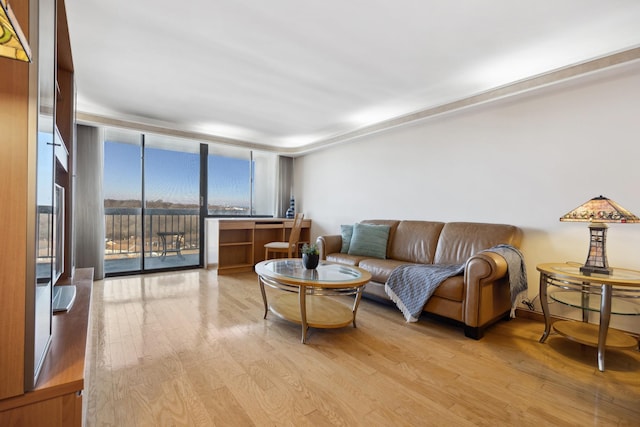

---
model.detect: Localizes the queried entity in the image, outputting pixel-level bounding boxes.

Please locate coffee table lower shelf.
[269,294,354,329]
[553,320,637,349]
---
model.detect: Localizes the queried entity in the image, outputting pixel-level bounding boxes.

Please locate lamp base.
[580,265,611,276]
[581,223,610,276]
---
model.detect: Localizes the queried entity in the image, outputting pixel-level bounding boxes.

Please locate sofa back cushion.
[389,221,445,264]
[434,222,522,265]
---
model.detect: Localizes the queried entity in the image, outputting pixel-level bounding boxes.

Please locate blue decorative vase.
[285,197,295,219]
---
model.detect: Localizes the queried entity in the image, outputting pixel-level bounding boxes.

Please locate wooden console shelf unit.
[0,268,93,426]
[1,0,83,424]
[206,218,311,274]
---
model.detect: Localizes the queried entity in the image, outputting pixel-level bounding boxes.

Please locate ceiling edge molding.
[296,46,640,156]
[76,46,640,157]
[75,112,292,154]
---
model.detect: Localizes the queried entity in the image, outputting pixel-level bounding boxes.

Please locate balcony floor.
[105,253,200,275]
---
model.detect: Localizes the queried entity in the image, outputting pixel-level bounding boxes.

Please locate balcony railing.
[105,208,200,258]
[37,205,53,259]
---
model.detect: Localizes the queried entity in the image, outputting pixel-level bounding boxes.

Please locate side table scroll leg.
[597,284,612,372]
[539,273,552,343]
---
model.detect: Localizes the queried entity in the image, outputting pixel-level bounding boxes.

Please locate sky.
[37,132,54,205]
[104,141,251,206]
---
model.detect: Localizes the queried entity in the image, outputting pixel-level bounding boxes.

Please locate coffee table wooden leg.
[299,285,308,344]
[351,289,364,328]
[258,276,268,319]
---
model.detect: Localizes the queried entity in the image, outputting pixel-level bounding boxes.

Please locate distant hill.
[103,199,249,212]
[104,199,199,209]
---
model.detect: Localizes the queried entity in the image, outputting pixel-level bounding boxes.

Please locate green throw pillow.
[340,224,353,254]
[348,223,390,259]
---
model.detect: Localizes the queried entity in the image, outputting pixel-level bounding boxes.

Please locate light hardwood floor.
[85,269,640,426]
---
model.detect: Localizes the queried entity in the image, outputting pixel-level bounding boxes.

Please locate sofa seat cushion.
[360,260,464,302]
[433,275,464,302]
[326,253,368,266]
[358,258,416,284]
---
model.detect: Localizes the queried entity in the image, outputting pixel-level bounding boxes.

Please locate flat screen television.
[52,183,76,313]
[52,183,64,284]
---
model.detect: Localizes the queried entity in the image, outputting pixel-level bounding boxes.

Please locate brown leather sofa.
[316,220,523,339]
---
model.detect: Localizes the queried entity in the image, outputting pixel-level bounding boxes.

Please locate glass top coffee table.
[255,259,372,343]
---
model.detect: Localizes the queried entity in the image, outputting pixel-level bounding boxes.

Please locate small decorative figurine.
[285,197,295,219]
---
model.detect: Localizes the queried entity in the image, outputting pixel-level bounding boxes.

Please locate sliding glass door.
[104,130,201,274]
[143,134,200,270]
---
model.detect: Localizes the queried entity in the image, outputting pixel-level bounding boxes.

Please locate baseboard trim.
[515,308,545,322]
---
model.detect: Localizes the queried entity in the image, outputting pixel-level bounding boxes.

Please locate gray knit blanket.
[483,244,528,318]
[385,264,465,322]
[384,244,527,323]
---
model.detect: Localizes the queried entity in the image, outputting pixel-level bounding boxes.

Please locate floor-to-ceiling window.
[103,128,278,276]
[207,145,277,217]
[103,129,143,274]
[207,145,252,215]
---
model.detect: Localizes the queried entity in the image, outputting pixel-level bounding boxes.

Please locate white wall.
[295,60,640,332]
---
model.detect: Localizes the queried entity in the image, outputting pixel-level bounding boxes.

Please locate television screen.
[52,183,64,283]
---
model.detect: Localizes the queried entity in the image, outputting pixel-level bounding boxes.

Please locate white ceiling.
[65,0,640,153]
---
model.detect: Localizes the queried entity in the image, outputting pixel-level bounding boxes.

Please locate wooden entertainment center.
[0,269,93,425]
[0,0,90,425]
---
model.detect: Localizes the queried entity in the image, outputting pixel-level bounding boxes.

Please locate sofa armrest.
[316,235,342,260]
[463,252,509,328]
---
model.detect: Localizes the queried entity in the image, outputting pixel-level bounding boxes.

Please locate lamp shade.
[0,0,31,62]
[560,195,639,275]
[560,195,640,223]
